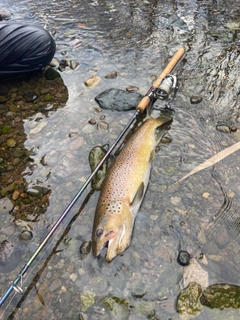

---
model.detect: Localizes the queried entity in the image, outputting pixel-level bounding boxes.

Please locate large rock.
[95,88,143,112]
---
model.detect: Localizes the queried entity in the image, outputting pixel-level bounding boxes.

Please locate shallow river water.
[0,0,240,319]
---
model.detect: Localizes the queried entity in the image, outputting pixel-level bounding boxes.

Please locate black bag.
[0,22,56,76]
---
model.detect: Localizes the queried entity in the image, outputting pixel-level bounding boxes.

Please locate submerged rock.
[44,68,61,80]
[105,71,117,79]
[216,123,231,134]
[84,75,100,87]
[97,120,109,131]
[181,258,209,289]
[0,240,15,266]
[0,197,13,214]
[19,230,33,241]
[103,296,130,319]
[177,282,202,317]
[88,144,109,190]
[177,250,191,266]
[80,291,96,312]
[6,138,17,148]
[134,300,156,318]
[0,238,24,272]
[200,283,240,309]
[190,95,202,104]
[95,88,143,112]
[79,241,92,260]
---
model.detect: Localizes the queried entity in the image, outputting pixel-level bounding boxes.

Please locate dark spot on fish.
[96,228,103,237]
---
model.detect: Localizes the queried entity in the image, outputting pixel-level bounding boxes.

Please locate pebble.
[29,121,48,134]
[1,225,14,236]
[49,279,62,293]
[24,92,38,102]
[12,190,20,200]
[230,125,237,132]
[13,149,26,158]
[12,158,21,166]
[43,94,52,102]
[84,75,100,87]
[69,136,84,150]
[150,215,158,221]
[126,85,139,91]
[45,68,61,80]
[50,57,60,67]
[6,138,17,148]
[226,21,240,30]
[226,190,235,198]
[40,88,50,95]
[0,197,13,214]
[81,124,96,134]
[216,124,231,134]
[97,120,109,130]
[70,61,79,70]
[88,118,97,125]
[202,192,209,199]
[234,130,240,141]
[70,273,78,282]
[190,95,202,104]
[177,250,191,266]
[61,285,67,293]
[104,71,117,79]
[19,230,33,240]
[170,196,181,206]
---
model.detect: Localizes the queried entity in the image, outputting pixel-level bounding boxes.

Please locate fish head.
[92,200,134,262]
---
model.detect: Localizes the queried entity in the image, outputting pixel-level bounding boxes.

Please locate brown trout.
[92,115,172,262]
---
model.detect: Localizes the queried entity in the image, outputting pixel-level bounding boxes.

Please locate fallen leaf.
[175,141,240,184]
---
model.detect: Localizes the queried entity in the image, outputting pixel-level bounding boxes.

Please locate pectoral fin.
[131,182,144,208]
[149,149,155,162]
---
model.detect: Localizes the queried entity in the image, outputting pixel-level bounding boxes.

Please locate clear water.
[0,0,240,319]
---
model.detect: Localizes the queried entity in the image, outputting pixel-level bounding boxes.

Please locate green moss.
[201,283,240,309]
[43,94,52,102]
[80,291,96,312]
[2,125,11,134]
[103,296,130,319]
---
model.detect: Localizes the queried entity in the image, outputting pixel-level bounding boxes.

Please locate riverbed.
[0,0,240,319]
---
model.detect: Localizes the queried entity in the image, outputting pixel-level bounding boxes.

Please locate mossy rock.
[200,283,240,309]
[103,296,130,319]
[2,125,11,134]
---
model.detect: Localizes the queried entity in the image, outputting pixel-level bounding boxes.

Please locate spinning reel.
[155,74,178,102]
[146,74,178,116]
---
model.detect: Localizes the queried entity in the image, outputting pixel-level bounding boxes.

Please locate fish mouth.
[95,229,117,256]
[105,224,126,262]
[94,225,126,262]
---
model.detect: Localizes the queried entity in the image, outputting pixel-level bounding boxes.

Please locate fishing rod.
[0,47,185,307]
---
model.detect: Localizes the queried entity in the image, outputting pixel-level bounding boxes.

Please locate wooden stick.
[136,47,185,113]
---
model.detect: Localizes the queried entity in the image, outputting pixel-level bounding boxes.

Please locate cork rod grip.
[136,47,185,113]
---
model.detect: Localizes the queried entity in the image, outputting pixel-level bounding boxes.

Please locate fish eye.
[96,228,103,237]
